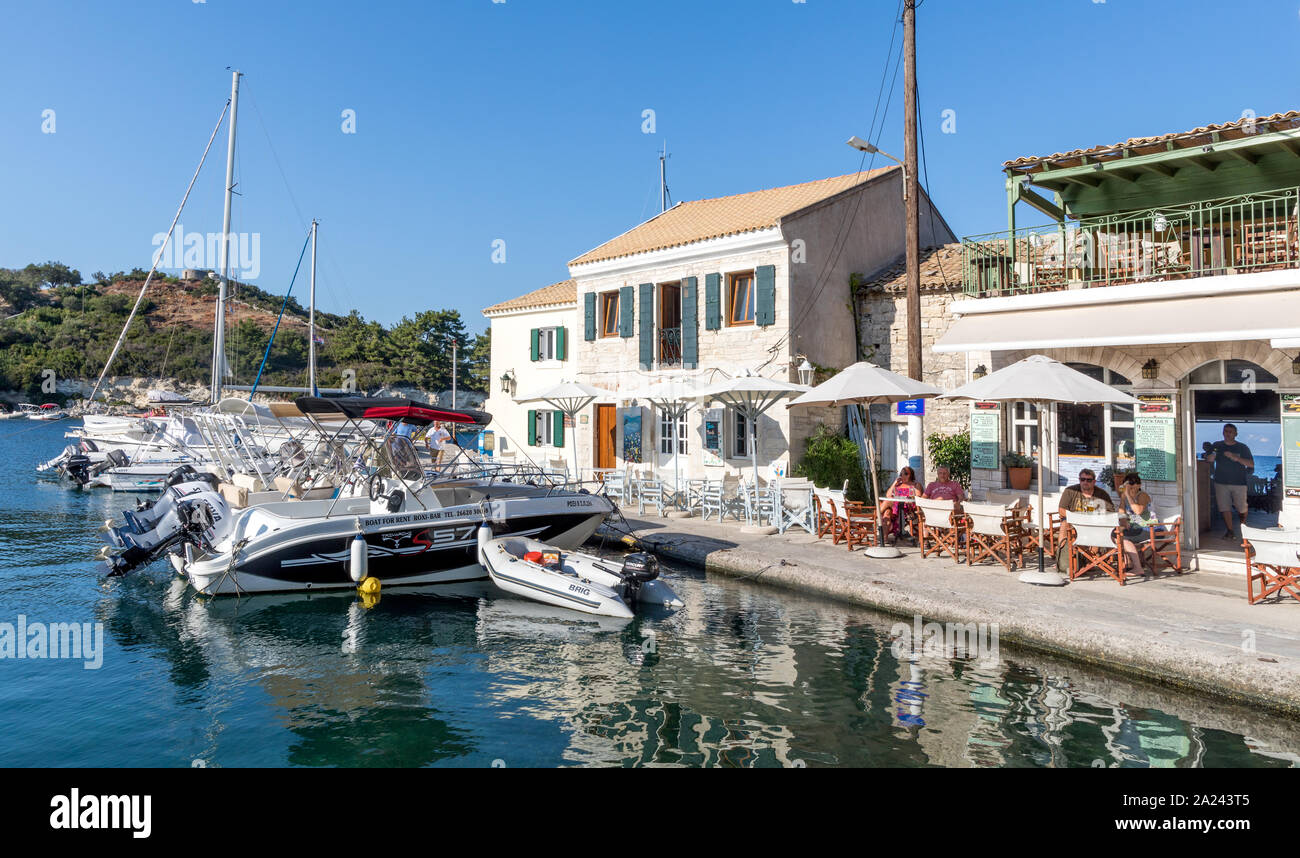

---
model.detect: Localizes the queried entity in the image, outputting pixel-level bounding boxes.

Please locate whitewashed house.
[481,280,577,466]
[564,168,955,480]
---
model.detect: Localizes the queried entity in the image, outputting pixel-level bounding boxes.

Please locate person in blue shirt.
[1205,423,1253,540]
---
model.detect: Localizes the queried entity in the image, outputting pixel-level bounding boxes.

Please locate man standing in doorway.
[1207,423,1254,540]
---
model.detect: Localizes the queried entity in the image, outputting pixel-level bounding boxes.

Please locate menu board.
[1135,413,1176,482]
[970,403,1000,470]
[1283,395,1300,489]
[702,408,723,467]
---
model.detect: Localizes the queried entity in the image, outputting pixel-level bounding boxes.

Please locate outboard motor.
[617,552,660,602]
[86,449,130,481]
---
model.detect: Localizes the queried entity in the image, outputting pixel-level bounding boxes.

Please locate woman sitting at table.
[878,466,921,544]
[1117,472,1163,577]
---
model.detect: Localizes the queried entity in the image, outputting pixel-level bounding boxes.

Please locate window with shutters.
[534,327,562,361]
[658,411,688,455]
[727,271,755,326]
[731,409,755,458]
[657,281,682,367]
[534,409,559,446]
[600,291,620,337]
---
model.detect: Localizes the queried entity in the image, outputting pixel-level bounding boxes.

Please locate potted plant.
[1002,451,1035,490]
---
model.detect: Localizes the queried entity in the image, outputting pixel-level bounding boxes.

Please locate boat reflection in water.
[95,567,1300,768]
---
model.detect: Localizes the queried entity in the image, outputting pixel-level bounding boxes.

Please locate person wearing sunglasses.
[1058,468,1114,514]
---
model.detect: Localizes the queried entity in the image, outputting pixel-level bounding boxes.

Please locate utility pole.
[903,0,924,473]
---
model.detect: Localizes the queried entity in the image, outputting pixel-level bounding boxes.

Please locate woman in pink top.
[879,466,921,544]
[923,466,966,508]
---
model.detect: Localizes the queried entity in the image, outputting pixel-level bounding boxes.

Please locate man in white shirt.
[427,422,453,464]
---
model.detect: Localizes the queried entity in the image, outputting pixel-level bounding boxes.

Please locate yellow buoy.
[358,576,381,595]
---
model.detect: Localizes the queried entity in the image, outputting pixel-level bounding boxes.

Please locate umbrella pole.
[672,403,681,510]
[863,400,902,559]
[1037,408,1045,574]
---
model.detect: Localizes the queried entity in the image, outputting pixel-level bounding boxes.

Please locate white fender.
[476,523,492,567]
[349,533,368,583]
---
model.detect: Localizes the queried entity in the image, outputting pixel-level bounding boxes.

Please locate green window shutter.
[529,328,540,361]
[527,409,537,446]
[756,265,776,326]
[619,285,634,337]
[556,326,567,361]
[704,273,721,330]
[681,276,698,369]
[638,283,654,370]
[584,292,596,341]
[552,411,565,448]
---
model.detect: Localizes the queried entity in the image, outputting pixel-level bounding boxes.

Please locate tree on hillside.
[23,261,82,289]
[464,329,491,393]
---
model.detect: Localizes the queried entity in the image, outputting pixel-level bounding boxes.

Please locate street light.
[847,136,907,199]
[797,358,814,387]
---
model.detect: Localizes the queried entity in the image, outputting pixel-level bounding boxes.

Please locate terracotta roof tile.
[1005,110,1300,173]
[569,168,898,266]
[857,243,964,293]
[483,279,576,315]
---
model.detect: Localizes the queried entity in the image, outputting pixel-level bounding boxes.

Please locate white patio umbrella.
[514,380,617,480]
[787,362,942,558]
[687,371,811,532]
[620,378,700,511]
[940,354,1139,585]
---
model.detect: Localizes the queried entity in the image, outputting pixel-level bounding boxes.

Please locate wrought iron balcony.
[658,326,682,366]
[961,186,1300,297]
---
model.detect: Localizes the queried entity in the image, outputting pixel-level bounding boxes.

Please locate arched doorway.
[1186,359,1282,547]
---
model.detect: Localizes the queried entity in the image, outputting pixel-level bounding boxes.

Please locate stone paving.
[597,511,1300,717]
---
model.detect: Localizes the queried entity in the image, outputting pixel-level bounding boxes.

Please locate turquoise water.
[2,421,1298,767]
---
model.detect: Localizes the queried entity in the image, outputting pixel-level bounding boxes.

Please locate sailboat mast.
[211,69,242,405]
[309,219,318,397]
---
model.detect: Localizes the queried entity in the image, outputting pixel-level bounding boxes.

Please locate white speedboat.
[20,403,65,421]
[476,527,682,618]
[170,397,615,596]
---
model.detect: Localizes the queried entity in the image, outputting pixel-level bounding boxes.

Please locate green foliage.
[1002,450,1034,469]
[926,429,972,489]
[0,263,493,396]
[794,423,869,503]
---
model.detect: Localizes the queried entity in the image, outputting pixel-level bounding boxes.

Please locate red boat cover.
[294,397,491,426]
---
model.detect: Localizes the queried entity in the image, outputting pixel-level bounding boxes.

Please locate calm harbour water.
[1,421,1298,767]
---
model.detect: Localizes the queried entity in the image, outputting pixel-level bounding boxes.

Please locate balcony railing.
[961,186,1300,297]
[658,326,682,366]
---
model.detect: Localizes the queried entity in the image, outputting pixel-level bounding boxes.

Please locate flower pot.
[1007,466,1032,490]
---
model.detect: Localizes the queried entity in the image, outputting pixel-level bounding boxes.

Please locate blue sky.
[4,0,1300,334]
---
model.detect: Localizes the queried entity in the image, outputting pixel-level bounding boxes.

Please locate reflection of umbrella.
[941,354,1138,585]
[687,372,810,531]
[621,379,699,510]
[515,381,617,480]
[788,362,941,558]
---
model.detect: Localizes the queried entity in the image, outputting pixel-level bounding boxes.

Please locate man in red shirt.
[923,466,966,508]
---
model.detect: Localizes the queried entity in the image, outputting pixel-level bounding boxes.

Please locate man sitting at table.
[923,466,966,509]
[1056,468,1115,555]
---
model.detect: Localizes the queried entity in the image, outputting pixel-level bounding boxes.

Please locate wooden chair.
[1242,525,1300,605]
[964,501,1023,572]
[826,490,853,546]
[841,500,879,551]
[812,488,837,539]
[777,482,815,535]
[916,497,963,562]
[1063,510,1127,585]
[1145,504,1185,575]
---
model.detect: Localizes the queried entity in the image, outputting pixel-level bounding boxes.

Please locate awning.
[934,289,1300,353]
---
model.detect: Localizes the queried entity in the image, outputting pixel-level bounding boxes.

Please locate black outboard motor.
[618,552,660,602]
[163,465,219,491]
[86,449,130,481]
[62,453,93,486]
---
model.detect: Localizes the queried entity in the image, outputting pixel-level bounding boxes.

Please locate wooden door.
[595,404,616,469]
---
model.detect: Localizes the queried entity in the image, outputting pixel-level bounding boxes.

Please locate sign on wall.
[896,399,926,417]
[1134,394,1176,482]
[702,407,723,467]
[621,409,642,463]
[970,403,1000,470]
[1283,395,1300,489]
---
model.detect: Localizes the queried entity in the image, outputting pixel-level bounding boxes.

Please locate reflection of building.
[923,110,1300,571]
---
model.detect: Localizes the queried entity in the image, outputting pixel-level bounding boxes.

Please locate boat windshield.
[383,435,423,482]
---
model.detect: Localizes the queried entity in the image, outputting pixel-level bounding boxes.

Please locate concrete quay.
[594,513,1300,718]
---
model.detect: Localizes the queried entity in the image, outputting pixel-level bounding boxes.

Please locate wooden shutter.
[527,409,537,445]
[756,265,776,326]
[619,285,634,337]
[583,292,596,341]
[556,327,567,361]
[638,282,654,369]
[681,276,698,369]
[529,328,540,361]
[704,273,721,330]
[552,411,565,448]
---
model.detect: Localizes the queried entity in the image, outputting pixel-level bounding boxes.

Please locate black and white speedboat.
[170,397,614,596]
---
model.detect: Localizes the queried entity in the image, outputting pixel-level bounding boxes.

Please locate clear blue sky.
[3,0,1299,335]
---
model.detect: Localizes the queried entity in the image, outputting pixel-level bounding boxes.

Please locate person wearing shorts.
[1206,423,1253,540]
